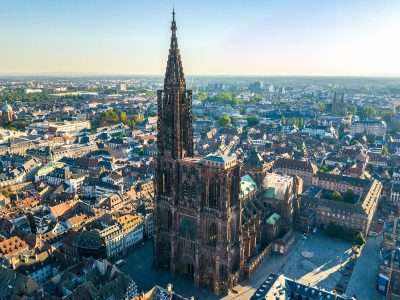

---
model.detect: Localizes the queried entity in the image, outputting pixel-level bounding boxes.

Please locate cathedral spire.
[171,8,176,32]
[165,9,185,86]
[157,10,193,159]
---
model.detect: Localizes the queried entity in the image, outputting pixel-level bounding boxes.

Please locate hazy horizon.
[1,0,399,77]
[1,73,400,80]
[1,72,400,78]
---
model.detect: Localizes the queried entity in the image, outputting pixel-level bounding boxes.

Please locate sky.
[0,0,399,76]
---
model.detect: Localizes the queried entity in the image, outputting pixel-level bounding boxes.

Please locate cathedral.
[154,11,301,295]
[154,11,242,294]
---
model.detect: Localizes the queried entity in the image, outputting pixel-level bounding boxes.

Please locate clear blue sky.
[0,0,399,76]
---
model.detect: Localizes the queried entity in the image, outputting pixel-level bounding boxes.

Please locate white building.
[99,224,124,258]
[99,214,144,258]
[302,125,337,139]
[391,183,400,206]
[350,119,387,136]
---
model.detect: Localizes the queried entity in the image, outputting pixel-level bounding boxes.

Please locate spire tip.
[171,8,177,32]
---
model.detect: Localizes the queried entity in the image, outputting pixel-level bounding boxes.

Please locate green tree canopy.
[218,114,232,127]
[343,189,356,203]
[247,115,259,127]
[318,102,326,113]
[359,105,377,118]
[120,111,127,124]
[355,232,366,246]
[102,110,119,123]
[0,90,50,103]
[250,95,263,103]
[127,119,136,129]
[331,191,342,201]
[196,92,208,101]
[205,91,240,106]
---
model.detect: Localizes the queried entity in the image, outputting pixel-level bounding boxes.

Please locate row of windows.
[320,211,366,224]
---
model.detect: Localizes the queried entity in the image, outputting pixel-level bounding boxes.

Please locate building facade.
[154,11,241,295]
[273,158,317,186]
[350,119,387,136]
[0,101,16,124]
[301,178,382,236]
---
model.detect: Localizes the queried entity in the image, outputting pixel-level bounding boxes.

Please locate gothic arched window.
[208,180,219,209]
[208,223,217,246]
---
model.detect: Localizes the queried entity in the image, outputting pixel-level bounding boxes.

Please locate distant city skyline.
[1,0,399,76]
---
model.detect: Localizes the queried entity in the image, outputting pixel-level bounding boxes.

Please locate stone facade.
[301,179,382,236]
[154,11,241,295]
[0,101,16,124]
[273,158,317,186]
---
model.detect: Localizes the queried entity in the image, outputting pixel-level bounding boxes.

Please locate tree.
[343,189,356,203]
[218,114,231,127]
[102,110,119,123]
[247,115,259,127]
[318,102,326,113]
[231,98,240,106]
[250,95,262,103]
[325,222,356,242]
[359,105,377,118]
[205,91,240,106]
[127,119,136,129]
[292,118,304,128]
[299,117,304,128]
[196,92,208,101]
[318,165,331,173]
[383,145,389,156]
[0,90,50,103]
[214,91,234,102]
[120,111,127,124]
[331,191,342,201]
[133,114,144,123]
[355,232,366,246]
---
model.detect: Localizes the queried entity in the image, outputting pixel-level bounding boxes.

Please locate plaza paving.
[121,233,380,299]
[346,234,384,300]
[223,232,354,299]
[120,241,218,300]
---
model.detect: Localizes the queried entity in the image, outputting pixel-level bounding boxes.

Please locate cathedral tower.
[157,9,193,160]
[154,11,241,295]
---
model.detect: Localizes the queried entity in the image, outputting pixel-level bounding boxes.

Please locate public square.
[224,231,354,299]
[120,232,383,299]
